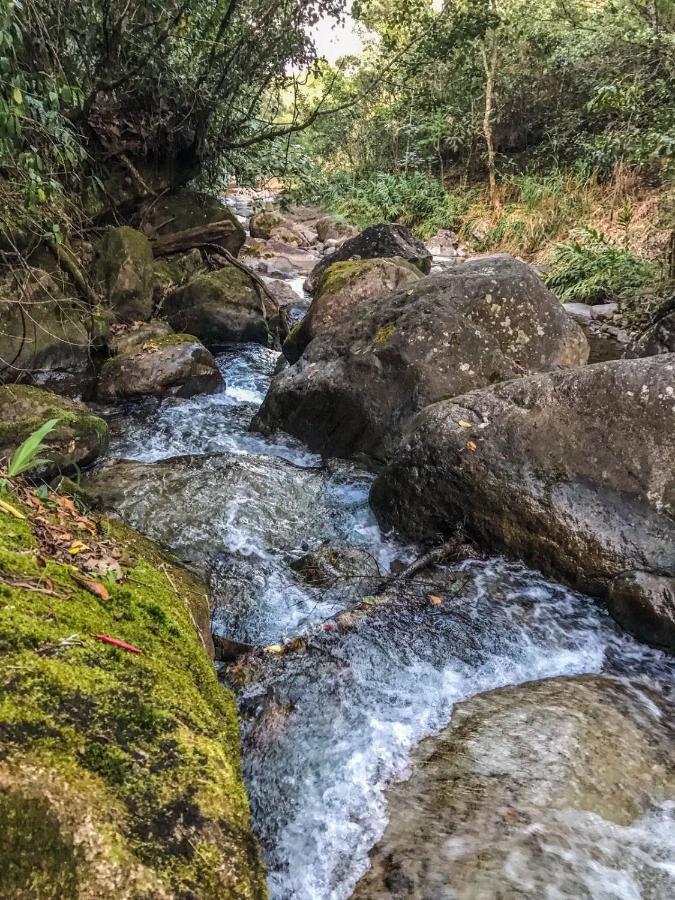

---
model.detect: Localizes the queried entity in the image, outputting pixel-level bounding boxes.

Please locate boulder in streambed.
[0,384,108,477]
[306,223,432,293]
[283,257,422,364]
[0,497,266,898]
[255,254,588,463]
[353,675,675,899]
[315,215,358,244]
[142,189,246,257]
[97,333,224,400]
[249,209,307,246]
[0,268,102,396]
[371,354,675,647]
[94,226,155,322]
[164,264,275,346]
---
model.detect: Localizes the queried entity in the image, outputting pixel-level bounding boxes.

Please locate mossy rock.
[94,227,155,323]
[0,269,97,397]
[164,266,270,347]
[98,334,224,401]
[0,385,108,477]
[145,191,245,258]
[0,497,267,898]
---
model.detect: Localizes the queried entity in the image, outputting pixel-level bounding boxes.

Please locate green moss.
[374,323,397,344]
[316,259,371,298]
[0,499,267,898]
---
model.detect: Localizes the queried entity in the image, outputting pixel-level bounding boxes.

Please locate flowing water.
[100,295,675,898]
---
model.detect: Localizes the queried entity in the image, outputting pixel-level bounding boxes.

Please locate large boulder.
[626,294,675,358]
[371,354,675,647]
[94,226,155,322]
[164,264,273,346]
[306,223,432,293]
[315,216,358,244]
[143,190,246,257]
[97,333,224,400]
[255,255,588,463]
[283,257,422,364]
[0,269,101,396]
[353,675,675,899]
[0,384,108,476]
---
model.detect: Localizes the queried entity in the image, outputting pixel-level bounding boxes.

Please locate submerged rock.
[0,268,100,396]
[256,254,588,463]
[353,675,675,899]
[94,226,155,322]
[165,264,273,346]
[371,354,675,646]
[0,498,266,898]
[0,384,108,476]
[306,223,432,293]
[291,542,382,602]
[283,257,422,364]
[97,333,224,400]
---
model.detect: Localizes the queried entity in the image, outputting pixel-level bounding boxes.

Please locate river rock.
[283,257,422,364]
[371,354,675,646]
[142,189,246,257]
[107,320,174,356]
[97,333,224,400]
[94,226,155,322]
[249,210,306,246]
[152,248,204,304]
[306,223,432,293]
[315,216,358,244]
[0,384,108,476]
[255,254,588,463]
[626,294,675,358]
[353,675,675,899]
[291,542,381,602]
[0,268,101,396]
[164,264,272,346]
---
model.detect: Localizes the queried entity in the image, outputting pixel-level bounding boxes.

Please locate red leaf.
[94,634,142,654]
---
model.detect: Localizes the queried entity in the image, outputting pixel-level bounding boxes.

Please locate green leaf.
[12,86,22,104]
[7,418,60,477]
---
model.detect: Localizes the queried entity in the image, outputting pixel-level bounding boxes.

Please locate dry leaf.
[458,420,472,428]
[428,594,443,605]
[467,441,477,451]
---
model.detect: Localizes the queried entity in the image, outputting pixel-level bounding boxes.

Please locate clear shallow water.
[100,340,675,899]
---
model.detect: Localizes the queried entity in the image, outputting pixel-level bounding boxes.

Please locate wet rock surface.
[372,354,675,646]
[353,674,675,899]
[97,333,224,400]
[256,254,588,463]
[94,226,155,322]
[626,293,675,358]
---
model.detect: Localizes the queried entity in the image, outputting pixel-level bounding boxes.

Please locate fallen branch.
[375,527,468,593]
[150,220,242,257]
[45,239,99,306]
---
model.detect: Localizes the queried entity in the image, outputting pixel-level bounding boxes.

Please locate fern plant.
[545,228,656,305]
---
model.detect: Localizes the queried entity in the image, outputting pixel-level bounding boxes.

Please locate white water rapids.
[100,336,675,898]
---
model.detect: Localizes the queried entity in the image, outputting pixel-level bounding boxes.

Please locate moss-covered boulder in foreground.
[94,227,155,323]
[98,333,224,401]
[0,385,108,476]
[0,493,267,899]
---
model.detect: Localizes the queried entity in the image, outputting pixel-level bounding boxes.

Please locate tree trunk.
[150,220,241,256]
[481,34,501,211]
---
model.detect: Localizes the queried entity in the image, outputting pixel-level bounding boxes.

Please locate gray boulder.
[626,294,675,358]
[306,223,432,293]
[0,268,101,396]
[94,226,155,322]
[371,354,675,647]
[315,216,358,244]
[97,333,223,400]
[283,257,422,364]
[164,264,274,346]
[255,255,588,463]
[354,675,675,899]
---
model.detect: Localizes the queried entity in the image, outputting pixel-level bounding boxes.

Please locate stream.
[98,254,675,898]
